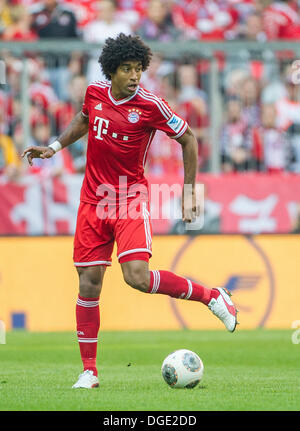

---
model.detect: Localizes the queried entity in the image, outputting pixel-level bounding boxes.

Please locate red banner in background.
[199,173,300,234]
[0,173,300,235]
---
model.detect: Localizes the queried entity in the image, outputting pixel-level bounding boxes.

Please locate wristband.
[49,140,62,153]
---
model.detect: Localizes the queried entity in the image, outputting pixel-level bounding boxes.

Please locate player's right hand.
[21,146,55,166]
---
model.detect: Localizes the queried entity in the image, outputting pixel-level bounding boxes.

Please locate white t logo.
[94,116,109,140]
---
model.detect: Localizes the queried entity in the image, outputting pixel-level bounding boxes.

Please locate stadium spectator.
[172,0,239,40]
[0,133,21,173]
[53,74,88,134]
[83,0,132,43]
[229,0,257,26]
[252,103,293,172]
[83,0,132,82]
[30,0,78,39]
[30,0,79,100]
[275,65,300,130]
[29,120,75,176]
[239,76,261,128]
[2,4,37,41]
[275,65,300,171]
[29,78,58,113]
[140,53,167,94]
[0,87,13,136]
[176,63,209,170]
[146,129,184,177]
[63,0,99,30]
[0,85,22,182]
[146,84,184,177]
[224,69,250,99]
[0,0,12,37]
[140,52,176,100]
[136,0,180,42]
[237,11,267,41]
[258,0,300,39]
[117,0,149,30]
[220,97,251,172]
[53,75,88,172]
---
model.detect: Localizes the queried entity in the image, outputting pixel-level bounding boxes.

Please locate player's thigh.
[76,265,107,297]
[73,201,114,268]
[115,200,152,263]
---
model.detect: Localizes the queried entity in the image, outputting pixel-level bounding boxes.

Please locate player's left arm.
[176,126,200,223]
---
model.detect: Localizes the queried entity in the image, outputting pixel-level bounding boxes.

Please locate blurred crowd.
[1,0,300,180]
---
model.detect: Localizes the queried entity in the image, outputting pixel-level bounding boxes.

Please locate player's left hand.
[182,186,201,223]
[21,146,55,166]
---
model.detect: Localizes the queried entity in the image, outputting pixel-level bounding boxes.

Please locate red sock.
[148,270,218,305]
[76,295,100,377]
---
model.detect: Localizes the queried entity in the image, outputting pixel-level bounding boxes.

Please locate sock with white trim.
[76,295,100,377]
[147,270,218,305]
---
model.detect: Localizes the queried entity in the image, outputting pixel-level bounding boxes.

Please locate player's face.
[111,61,143,99]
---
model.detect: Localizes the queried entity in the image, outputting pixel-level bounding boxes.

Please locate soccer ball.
[161,349,204,389]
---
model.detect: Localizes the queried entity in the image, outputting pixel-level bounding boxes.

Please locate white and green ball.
[161,349,204,389]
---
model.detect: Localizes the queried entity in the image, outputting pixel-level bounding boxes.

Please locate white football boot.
[72,370,99,389]
[208,287,238,332]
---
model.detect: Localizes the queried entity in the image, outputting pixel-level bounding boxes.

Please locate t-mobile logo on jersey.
[94,116,109,140]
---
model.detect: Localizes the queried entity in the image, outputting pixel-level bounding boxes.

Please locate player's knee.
[79,277,102,297]
[77,266,105,297]
[123,266,150,293]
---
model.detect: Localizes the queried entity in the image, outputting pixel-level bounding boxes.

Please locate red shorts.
[73,200,152,267]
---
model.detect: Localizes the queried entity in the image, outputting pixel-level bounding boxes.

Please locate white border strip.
[171,122,188,139]
[138,88,172,118]
[142,130,155,168]
[186,279,193,300]
[143,202,152,250]
[117,248,152,260]
[74,260,112,267]
[138,90,170,120]
[77,299,99,307]
[88,80,110,89]
[108,86,140,105]
[150,270,160,294]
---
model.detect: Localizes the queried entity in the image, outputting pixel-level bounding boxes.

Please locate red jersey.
[81,81,188,204]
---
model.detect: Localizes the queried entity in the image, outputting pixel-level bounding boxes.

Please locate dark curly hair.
[98,33,152,80]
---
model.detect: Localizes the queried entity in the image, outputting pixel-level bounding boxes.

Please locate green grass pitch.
[0,329,299,411]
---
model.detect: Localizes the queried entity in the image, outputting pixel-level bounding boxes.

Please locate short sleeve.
[150,98,188,139]
[81,86,90,117]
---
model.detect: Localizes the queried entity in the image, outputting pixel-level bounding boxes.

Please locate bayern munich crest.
[128,108,141,123]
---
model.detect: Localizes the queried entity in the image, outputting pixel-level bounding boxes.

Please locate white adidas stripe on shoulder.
[139,88,173,115]
[138,87,173,117]
[94,80,111,86]
[88,80,110,89]
[138,88,173,120]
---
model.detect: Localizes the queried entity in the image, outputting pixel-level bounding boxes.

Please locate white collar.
[108,85,140,105]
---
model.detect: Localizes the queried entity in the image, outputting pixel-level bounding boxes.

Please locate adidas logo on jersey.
[95,103,102,110]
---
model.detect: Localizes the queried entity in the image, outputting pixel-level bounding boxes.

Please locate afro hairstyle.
[98,33,152,80]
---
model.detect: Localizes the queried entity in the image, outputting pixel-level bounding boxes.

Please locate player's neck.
[110,86,127,100]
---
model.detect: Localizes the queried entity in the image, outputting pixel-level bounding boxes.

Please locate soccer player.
[22,34,238,389]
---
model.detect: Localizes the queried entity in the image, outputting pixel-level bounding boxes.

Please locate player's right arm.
[22,112,89,166]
